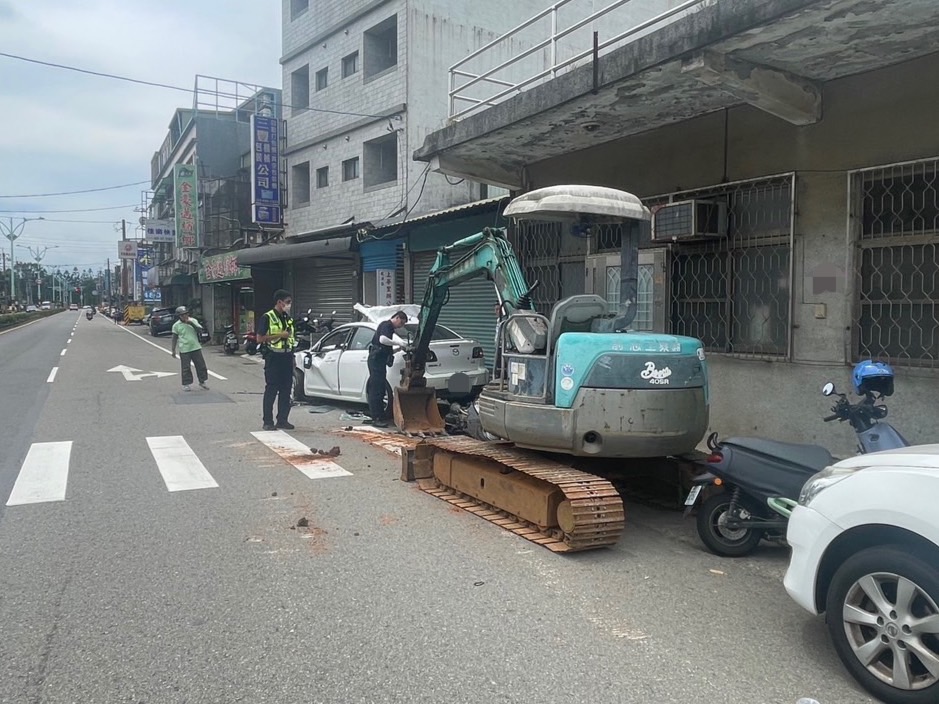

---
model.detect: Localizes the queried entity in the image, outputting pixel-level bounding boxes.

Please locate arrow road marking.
[107,365,176,382]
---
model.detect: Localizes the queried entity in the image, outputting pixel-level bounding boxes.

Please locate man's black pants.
[366,355,390,421]
[179,349,208,386]
[263,351,294,426]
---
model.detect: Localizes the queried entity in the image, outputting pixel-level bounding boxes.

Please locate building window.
[854,159,939,366]
[363,134,397,188]
[290,0,309,20]
[342,52,359,79]
[316,166,329,189]
[654,175,794,359]
[291,162,310,205]
[364,15,397,79]
[290,65,309,115]
[315,67,328,92]
[342,157,360,182]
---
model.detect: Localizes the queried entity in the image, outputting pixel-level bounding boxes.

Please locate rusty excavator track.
[416,436,626,553]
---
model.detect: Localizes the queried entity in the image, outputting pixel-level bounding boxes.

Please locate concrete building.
[269,0,575,322]
[415,0,939,456]
[147,80,282,339]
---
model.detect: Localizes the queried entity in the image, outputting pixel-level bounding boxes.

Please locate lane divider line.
[47,367,58,383]
[60,349,67,356]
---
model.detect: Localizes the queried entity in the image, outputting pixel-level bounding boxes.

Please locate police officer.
[257,289,296,431]
[366,310,408,427]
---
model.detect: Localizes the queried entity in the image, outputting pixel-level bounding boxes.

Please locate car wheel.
[825,545,939,704]
[382,382,394,419]
[695,491,764,557]
[292,369,308,403]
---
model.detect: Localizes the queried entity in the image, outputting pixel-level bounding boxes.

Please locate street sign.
[118,241,138,259]
[107,365,175,382]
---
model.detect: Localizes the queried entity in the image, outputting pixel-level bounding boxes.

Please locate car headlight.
[798,466,860,506]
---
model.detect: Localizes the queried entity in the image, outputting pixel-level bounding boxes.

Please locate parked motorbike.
[243,330,259,355]
[223,324,239,355]
[294,309,336,351]
[684,361,908,557]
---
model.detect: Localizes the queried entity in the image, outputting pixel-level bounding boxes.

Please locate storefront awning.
[169,274,193,286]
[235,237,352,265]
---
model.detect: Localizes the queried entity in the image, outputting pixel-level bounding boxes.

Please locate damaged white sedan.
[293,304,489,411]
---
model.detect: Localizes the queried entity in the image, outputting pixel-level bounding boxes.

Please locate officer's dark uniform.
[367,319,396,422]
[258,309,296,428]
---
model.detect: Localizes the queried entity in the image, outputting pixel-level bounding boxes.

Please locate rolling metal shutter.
[292,258,356,324]
[412,251,498,369]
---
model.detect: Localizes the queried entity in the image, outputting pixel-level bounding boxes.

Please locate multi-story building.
[260,0,552,324]
[146,79,282,338]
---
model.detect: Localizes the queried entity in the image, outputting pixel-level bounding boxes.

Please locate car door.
[304,328,353,399]
[339,325,377,401]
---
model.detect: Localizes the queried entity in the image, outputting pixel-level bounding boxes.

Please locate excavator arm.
[393,227,537,433]
[403,227,536,388]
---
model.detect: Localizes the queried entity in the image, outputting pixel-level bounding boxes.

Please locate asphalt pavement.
[0,312,876,704]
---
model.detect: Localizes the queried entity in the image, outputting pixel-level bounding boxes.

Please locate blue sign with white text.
[251,114,282,225]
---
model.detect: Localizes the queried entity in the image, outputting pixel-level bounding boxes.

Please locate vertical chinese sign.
[251,115,282,226]
[174,164,199,248]
[377,269,395,306]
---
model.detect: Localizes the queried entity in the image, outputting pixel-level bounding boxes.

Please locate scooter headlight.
[798,466,860,506]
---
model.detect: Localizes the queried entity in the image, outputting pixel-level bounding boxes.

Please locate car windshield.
[403,324,460,341]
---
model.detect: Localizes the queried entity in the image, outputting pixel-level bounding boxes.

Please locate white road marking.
[60,348,67,356]
[107,365,175,381]
[146,436,219,492]
[251,431,352,479]
[66,339,71,344]
[47,367,59,383]
[111,325,227,380]
[6,442,73,506]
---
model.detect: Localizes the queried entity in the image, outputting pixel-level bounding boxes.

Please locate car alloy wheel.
[827,545,939,703]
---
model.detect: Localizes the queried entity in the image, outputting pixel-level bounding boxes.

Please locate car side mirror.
[822,382,835,397]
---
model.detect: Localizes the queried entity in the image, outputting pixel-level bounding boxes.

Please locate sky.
[0,0,282,275]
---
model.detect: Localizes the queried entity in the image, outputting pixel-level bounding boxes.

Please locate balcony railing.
[448,0,709,121]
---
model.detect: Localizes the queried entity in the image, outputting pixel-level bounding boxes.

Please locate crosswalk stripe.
[251,431,352,480]
[146,436,219,492]
[6,442,73,506]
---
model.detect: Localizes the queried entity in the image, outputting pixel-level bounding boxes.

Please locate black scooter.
[684,381,908,557]
[223,324,239,355]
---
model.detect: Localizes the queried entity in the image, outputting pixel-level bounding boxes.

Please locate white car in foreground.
[784,445,939,704]
[293,313,489,413]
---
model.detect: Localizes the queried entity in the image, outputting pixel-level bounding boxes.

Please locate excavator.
[392,185,710,552]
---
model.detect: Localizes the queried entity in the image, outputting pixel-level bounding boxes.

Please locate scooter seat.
[723,437,835,473]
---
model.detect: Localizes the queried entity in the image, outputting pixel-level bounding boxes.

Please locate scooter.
[243,330,259,355]
[684,366,908,557]
[85,309,94,320]
[223,324,239,355]
[295,309,337,351]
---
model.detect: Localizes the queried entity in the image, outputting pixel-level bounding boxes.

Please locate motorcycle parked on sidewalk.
[223,324,239,355]
[684,361,908,557]
[243,330,259,355]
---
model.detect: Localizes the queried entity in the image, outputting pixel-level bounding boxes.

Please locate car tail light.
[706,451,723,464]
[426,350,437,362]
[472,346,484,359]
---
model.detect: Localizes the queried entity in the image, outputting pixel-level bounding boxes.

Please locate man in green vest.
[257,289,296,431]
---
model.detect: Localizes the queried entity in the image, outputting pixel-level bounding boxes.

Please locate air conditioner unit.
[651,199,727,242]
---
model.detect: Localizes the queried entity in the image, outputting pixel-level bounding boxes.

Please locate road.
[0,311,874,704]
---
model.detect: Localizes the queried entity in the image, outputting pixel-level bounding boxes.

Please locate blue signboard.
[251,114,282,225]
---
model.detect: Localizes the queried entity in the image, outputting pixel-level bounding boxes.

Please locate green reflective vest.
[265,310,295,351]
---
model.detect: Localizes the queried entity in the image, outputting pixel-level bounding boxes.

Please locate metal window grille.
[507,220,587,314]
[648,174,794,359]
[851,158,939,367]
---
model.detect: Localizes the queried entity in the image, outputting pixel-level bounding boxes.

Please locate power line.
[0,51,404,122]
[0,204,137,214]
[32,218,125,224]
[0,180,150,198]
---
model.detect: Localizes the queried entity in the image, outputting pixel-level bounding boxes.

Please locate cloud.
[0,0,282,271]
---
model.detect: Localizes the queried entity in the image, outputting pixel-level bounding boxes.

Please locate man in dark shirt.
[257,289,296,431]
[366,310,408,427]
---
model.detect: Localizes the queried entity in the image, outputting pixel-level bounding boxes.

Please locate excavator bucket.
[393,386,445,434]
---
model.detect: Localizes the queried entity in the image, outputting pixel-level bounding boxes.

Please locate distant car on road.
[68,303,79,311]
[40,301,51,310]
[149,307,176,336]
[25,305,38,312]
[784,444,939,704]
